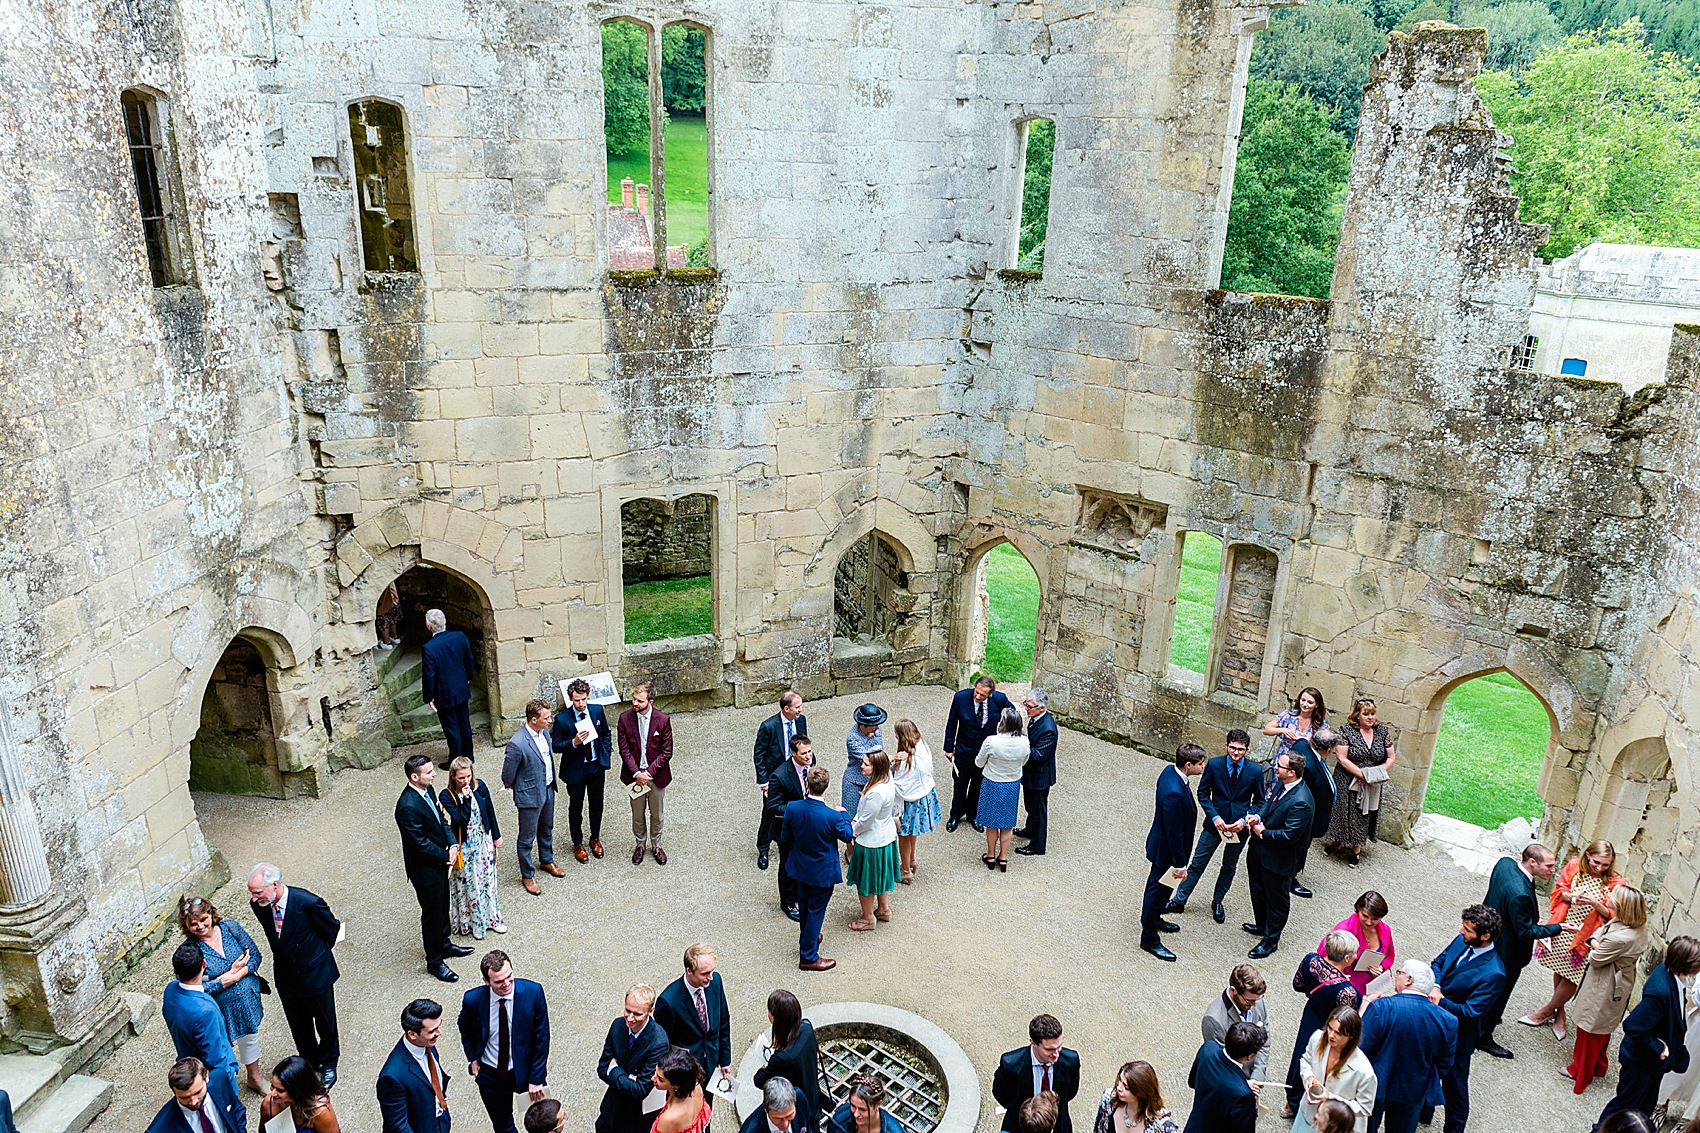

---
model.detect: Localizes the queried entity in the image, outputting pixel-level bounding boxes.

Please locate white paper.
[334,922,346,945]
[265,1108,295,1133]
[642,1087,667,1114]
[1364,969,1396,998]
[709,1073,738,1102]
[1355,949,1385,974]
[1220,827,1241,844]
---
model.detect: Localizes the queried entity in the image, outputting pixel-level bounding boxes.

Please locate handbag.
[257,975,273,996]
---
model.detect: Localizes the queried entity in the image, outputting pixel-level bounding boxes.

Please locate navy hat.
[853,703,887,727]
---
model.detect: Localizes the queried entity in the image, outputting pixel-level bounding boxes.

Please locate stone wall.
[621,495,714,584]
[1216,545,1277,700]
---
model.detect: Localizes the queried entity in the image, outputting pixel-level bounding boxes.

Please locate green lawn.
[623,575,711,644]
[1171,532,1224,673]
[981,544,1040,682]
[1426,672,1550,827]
[607,114,708,257]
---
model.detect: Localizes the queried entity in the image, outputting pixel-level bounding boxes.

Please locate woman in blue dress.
[827,1076,903,1133]
[844,703,887,812]
[1263,686,1327,764]
[180,895,266,1093]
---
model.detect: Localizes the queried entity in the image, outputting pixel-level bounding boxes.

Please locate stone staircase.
[0,1053,111,1133]
[380,645,490,748]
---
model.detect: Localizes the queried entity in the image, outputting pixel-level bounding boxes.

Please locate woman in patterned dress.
[181,896,267,1093]
[1518,839,1624,1039]
[1263,687,1328,765]
[890,718,941,884]
[1283,931,1364,1120]
[1322,698,1399,868]
[843,703,886,812]
[1090,1060,1181,1133]
[440,755,506,940]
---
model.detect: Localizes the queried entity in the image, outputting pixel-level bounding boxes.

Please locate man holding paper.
[653,944,734,1100]
[457,949,549,1133]
[552,678,612,864]
[596,985,669,1133]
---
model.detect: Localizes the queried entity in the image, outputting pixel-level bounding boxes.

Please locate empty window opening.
[972,544,1041,682]
[121,90,183,287]
[661,22,711,267]
[190,637,295,797]
[604,20,665,270]
[1169,531,1224,675]
[831,533,921,676]
[348,99,418,272]
[621,495,714,644]
[1510,334,1539,370]
[1561,357,1588,376]
[1427,672,1552,828]
[1014,118,1055,272]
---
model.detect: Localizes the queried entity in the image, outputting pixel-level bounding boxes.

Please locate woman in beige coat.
[1564,884,1651,1093]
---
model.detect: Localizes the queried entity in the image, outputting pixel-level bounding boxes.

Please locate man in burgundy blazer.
[617,681,674,866]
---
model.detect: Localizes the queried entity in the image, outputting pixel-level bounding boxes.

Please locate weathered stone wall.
[1216,545,1276,700]
[621,495,714,584]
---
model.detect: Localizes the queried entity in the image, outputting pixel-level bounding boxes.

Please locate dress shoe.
[1212,901,1226,924]
[522,877,541,896]
[442,942,473,958]
[1290,881,1314,899]
[652,846,669,865]
[946,817,959,832]
[758,848,770,870]
[632,845,646,865]
[320,1066,337,1090]
[574,844,589,863]
[1242,922,1265,937]
[1157,919,1181,934]
[1141,942,1179,962]
[1478,1040,1515,1060]
[542,862,565,877]
[785,906,802,923]
[972,821,985,833]
[590,837,604,858]
[799,957,837,971]
[1013,828,1031,839]
[1163,899,1186,915]
[1248,939,1280,959]
[428,960,459,982]
[437,759,454,770]
[1015,846,1044,856]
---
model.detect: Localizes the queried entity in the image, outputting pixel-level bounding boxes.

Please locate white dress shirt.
[405,1040,446,1115]
[179,1099,228,1133]
[528,723,553,778]
[1030,1053,1058,1097]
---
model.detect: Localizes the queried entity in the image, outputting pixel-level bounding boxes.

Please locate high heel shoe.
[997,858,1008,872]
[982,854,996,869]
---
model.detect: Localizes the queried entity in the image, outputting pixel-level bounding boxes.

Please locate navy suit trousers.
[1369,1100,1421,1133]
[1595,1064,1664,1130]
[477,1065,519,1133]
[1440,1050,1474,1133]
[1020,787,1049,852]
[441,701,474,764]
[796,882,833,963]
[1172,824,1244,907]
[1139,860,1172,948]
[1247,854,1292,943]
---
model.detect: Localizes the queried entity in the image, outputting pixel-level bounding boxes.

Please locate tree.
[661,25,706,114]
[1477,20,1700,257]
[1251,2,1388,139]
[1551,0,1700,59]
[601,21,651,159]
[1222,79,1353,298]
[1017,119,1056,271]
[1456,0,1563,72]
[1394,0,1451,30]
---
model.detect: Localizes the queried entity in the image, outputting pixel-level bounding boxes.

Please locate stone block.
[457,418,532,462]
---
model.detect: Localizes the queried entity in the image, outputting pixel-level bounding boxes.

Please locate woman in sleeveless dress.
[259,1056,339,1132]
[1323,699,1399,868]
[651,1048,710,1133]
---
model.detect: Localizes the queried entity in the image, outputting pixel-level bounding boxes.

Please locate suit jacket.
[1201,990,1271,1083]
[378,1038,453,1133]
[251,885,340,995]
[1294,737,1336,836]
[764,757,811,823]
[440,780,501,844]
[654,972,733,1074]
[781,797,856,887]
[144,1069,246,1133]
[754,1019,822,1124]
[1619,962,1690,1076]
[161,982,241,1093]
[396,785,454,878]
[1022,712,1059,789]
[551,702,612,785]
[596,1017,670,1133]
[1483,856,1564,970]
[502,724,557,809]
[991,1046,1081,1133]
[1359,990,1457,1106]
[1145,764,1197,871]
[1247,779,1314,878]
[1183,1040,1256,1133]
[942,688,1013,756]
[741,1105,812,1133]
[1431,935,1508,1054]
[421,630,475,709]
[1195,754,1262,827]
[754,712,809,785]
[616,707,674,790]
[458,979,550,1090]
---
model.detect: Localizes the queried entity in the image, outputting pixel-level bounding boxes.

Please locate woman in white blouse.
[890,719,941,886]
[1295,1006,1377,1133]
[974,708,1030,873]
[846,750,900,931]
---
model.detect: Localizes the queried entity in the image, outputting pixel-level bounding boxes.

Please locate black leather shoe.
[1015,846,1044,856]
[758,848,770,870]
[1242,922,1265,937]
[1212,902,1226,924]
[428,960,459,982]
[1140,942,1179,962]
[442,943,473,958]
[1013,828,1031,839]
[1163,899,1186,915]
[437,759,454,770]
[1157,919,1181,933]
[946,817,959,832]
[320,1066,337,1090]
[1478,1040,1515,1060]
[1248,940,1280,959]
[1290,881,1314,899]
[784,906,802,923]
[972,822,985,833]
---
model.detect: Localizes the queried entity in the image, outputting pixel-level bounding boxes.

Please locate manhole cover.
[818,1032,945,1133]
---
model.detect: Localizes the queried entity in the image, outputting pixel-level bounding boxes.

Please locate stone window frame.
[1001,111,1058,275]
[599,480,735,663]
[119,86,194,288]
[1155,528,1286,707]
[346,96,422,276]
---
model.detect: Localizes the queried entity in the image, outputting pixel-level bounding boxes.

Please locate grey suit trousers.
[516,788,557,877]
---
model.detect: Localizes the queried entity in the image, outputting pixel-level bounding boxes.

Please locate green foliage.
[1426,672,1551,827]
[623,575,712,644]
[1395,0,1452,29]
[661,25,706,113]
[980,545,1041,682]
[1457,1,1564,72]
[1251,1,1386,139]
[606,116,710,255]
[1222,79,1352,299]
[1170,533,1223,674]
[1357,0,1425,30]
[1477,21,1700,257]
[602,21,652,160]
[1552,0,1700,58]
[1018,119,1056,271]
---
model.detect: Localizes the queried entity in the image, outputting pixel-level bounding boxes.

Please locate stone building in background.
[1526,241,1700,389]
[1,0,1697,1063]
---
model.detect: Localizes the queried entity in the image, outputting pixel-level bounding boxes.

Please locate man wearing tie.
[551,678,611,863]
[145,1057,247,1133]
[1166,730,1260,924]
[458,950,550,1133]
[1476,842,1561,1059]
[161,943,242,1102]
[767,736,815,921]
[1140,743,1207,962]
[247,863,343,1088]
[502,699,563,896]
[596,985,670,1133]
[1014,690,1058,856]
[1183,1023,1262,1133]
[653,943,734,1093]
[753,691,808,870]
[422,609,479,770]
[379,998,454,1133]
[1242,750,1315,959]
[396,754,474,981]
[1290,726,1340,901]
[1426,905,1507,1133]
[942,676,1012,832]
[991,1014,1082,1133]
[617,682,674,866]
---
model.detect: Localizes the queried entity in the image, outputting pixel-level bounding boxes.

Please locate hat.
[853,703,887,727]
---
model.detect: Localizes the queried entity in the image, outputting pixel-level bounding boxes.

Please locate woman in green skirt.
[847,750,900,930]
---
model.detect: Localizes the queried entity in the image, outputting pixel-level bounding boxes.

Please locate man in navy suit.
[1426,905,1507,1133]
[551,678,612,863]
[596,985,670,1133]
[145,1057,247,1133]
[1476,842,1561,1059]
[1242,750,1314,959]
[1184,1022,1262,1133]
[654,942,734,1086]
[396,754,475,981]
[457,950,550,1133]
[739,1077,812,1133]
[1014,690,1058,856]
[1360,959,1457,1133]
[422,608,478,769]
[991,1013,1082,1133]
[380,998,453,1133]
[1165,729,1259,924]
[753,690,808,869]
[1594,935,1700,1128]
[1140,743,1206,962]
[503,698,560,895]
[766,735,815,921]
[1288,726,1339,901]
[247,863,343,1087]
[781,765,856,972]
[161,942,242,1101]
[942,676,1012,831]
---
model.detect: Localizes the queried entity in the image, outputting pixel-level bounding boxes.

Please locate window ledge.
[995,268,1043,284]
[606,268,721,287]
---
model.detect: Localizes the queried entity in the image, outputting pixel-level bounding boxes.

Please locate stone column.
[0,708,53,910]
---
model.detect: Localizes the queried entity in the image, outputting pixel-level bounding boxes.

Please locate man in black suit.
[942,675,1012,832]
[395,754,473,981]
[1165,730,1259,925]
[379,998,453,1133]
[423,608,478,769]
[596,985,670,1133]
[1476,841,1561,1059]
[1242,750,1314,959]
[653,943,733,1089]
[247,862,343,1088]
[458,949,551,1133]
[1014,689,1058,856]
[1141,743,1206,962]
[552,678,612,863]
[1595,935,1700,1128]
[991,1013,1081,1133]
[144,1057,247,1133]
[753,691,807,870]
[739,1077,811,1133]
[766,735,815,921]
[1183,1022,1262,1133]
[1289,726,1340,901]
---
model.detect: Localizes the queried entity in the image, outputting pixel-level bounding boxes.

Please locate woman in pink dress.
[1319,891,1395,996]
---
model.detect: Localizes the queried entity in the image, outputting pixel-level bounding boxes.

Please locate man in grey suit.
[1200,963,1271,1085]
[502,698,562,896]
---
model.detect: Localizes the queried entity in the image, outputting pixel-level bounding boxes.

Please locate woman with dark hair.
[1090,1060,1179,1133]
[848,750,900,930]
[652,1048,708,1133]
[828,1075,902,1133]
[1521,838,1625,1040]
[975,707,1031,872]
[259,1055,339,1132]
[1264,687,1328,764]
[1295,1006,1376,1132]
[1598,1114,1656,1133]
[755,989,822,1124]
[1283,932,1363,1120]
[1598,935,1700,1126]
[179,895,267,1093]
[1322,698,1399,868]
[1320,891,1396,997]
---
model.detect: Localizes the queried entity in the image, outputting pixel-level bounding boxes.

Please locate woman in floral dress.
[440,756,506,939]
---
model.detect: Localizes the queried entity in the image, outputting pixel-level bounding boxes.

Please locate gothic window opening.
[121,89,184,287]
[621,495,715,644]
[348,99,418,273]
[1013,118,1055,273]
[1168,531,1223,677]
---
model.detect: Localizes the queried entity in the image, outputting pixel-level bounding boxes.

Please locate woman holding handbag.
[1322,699,1399,869]
[440,756,506,939]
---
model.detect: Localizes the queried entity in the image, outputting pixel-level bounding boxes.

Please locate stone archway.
[830,531,922,683]
[1576,736,1680,899]
[961,537,1045,684]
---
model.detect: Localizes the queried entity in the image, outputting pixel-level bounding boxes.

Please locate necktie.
[1041,1063,1052,1092]
[695,986,710,1030]
[427,1047,449,1113]
[196,1104,216,1133]
[272,903,284,935]
[978,701,986,727]
[784,718,792,748]
[498,997,511,1071]
[1230,761,1238,784]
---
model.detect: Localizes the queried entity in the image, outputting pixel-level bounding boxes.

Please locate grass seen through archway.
[1425,672,1550,827]
[980,544,1040,682]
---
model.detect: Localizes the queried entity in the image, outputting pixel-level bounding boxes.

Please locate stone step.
[18,1075,112,1133]
[382,651,425,698]
[0,1054,64,1120]
[397,703,491,743]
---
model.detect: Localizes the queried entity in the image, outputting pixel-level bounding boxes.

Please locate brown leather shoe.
[573,844,589,863]
[652,846,669,866]
[590,838,604,859]
[522,877,541,896]
[541,862,565,877]
[632,845,646,865]
[799,957,837,971]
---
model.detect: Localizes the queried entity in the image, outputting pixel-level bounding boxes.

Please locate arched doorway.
[189,634,311,797]
[384,563,497,751]
[970,543,1042,682]
[1424,671,1556,829]
[1583,737,1680,902]
[830,531,919,680]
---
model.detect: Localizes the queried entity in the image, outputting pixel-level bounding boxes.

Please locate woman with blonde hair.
[1283,931,1364,1119]
[1519,838,1624,1039]
[847,749,900,930]
[439,755,505,939]
[1565,883,1651,1092]
[890,718,941,885]
[1090,1060,1179,1133]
